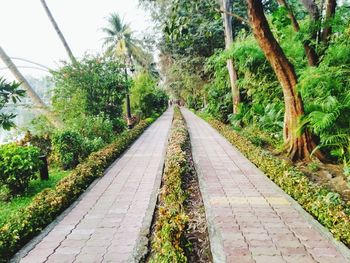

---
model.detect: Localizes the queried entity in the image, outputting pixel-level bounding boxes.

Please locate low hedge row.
[150,107,189,262]
[205,117,350,247]
[0,118,154,261]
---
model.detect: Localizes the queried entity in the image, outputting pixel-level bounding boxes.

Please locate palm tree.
[102,13,151,126]
[102,13,151,67]
[40,0,76,63]
[0,46,63,128]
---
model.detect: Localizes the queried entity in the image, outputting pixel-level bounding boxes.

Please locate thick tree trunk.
[321,0,337,44]
[40,0,76,63]
[221,0,240,114]
[0,46,63,128]
[246,0,323,161]
[277,0,318,66]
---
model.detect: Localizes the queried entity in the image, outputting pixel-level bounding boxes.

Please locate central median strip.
[146,106,212,262]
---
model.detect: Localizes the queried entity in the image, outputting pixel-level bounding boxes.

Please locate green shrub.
[130,71,168,118]
[0,119,154,261]
[150,107,189,262]
[0,144,42,196]
[204,117,350,246]
[52,130,84,170]
[67,114,117,142]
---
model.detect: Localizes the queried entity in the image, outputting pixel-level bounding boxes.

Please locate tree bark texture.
[246,0,323,161]
[277,0,318,66]
[321,0,337,44]
[40,0,76,63]
[221,0,240,114]
[0,46,63,128]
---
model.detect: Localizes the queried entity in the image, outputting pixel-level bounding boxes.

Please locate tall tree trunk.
[40,0,76,63]
[246,0,323,161]
[0,46,63,128]
[277,0,318,66]
[321,0,337,44]
[221,0,240,114]
[301,0,320,21]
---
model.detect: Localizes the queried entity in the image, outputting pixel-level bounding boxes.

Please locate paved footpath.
[17,110,173,263]
[182,109,350,263]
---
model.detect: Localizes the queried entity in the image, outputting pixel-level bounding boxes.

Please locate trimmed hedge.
[205,117,350,246]
[150,107,189,262]
[0,119,154,261]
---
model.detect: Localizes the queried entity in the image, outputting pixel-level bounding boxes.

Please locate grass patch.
[0,168,70,227]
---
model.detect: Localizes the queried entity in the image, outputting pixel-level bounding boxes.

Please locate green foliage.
[205,117,350,247]
[67,114,117,144]
[203,50,232,122]
[130,72,168,117]
[299,30,350,164]
[0,168,70,227]
[0,144,42,196]
[0,119,154,261]
[0,77,25,130]
[150,107,189,262]
[165,56,206,110]
[102,13,153,68]
[52,131,84,170]
[52,55,127,131]
[161,0,225,58]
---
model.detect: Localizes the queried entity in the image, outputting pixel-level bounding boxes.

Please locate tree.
[276,0,319,66]
[301,0,320,21]
[221,0,240,114]
[52,55,128,131]
[40,0,76,63]
[246,0,323,161]
[0,77,25,130]
[102,13,150,67]
[0,45,63,128]
[322,0,337,44]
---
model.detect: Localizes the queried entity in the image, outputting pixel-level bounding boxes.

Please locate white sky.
[0,0,154,80]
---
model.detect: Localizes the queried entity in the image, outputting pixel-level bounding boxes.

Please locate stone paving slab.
[181,108,350,263]
[17,110,173,263]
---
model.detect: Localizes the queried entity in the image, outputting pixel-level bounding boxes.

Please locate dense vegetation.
[142,0,349,172]
[149,107,189,262]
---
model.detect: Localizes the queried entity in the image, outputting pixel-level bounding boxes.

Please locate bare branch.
[215,8,249,24]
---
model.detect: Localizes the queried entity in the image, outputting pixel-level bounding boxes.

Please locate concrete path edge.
[130,110,174,262]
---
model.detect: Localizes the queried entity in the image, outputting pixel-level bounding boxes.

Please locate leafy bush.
[52,130,84,170]
[131,71,168,118]
[150,107,189,262]
[67,114,117,143]
[0,144,42,196]
[204,117,350,246]
[52,55,128,131]
[299,30,350,165]
[0,118,154,261]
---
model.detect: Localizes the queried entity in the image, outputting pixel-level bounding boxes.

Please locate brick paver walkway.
[181,108,350,263]
[18,110,173,263]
